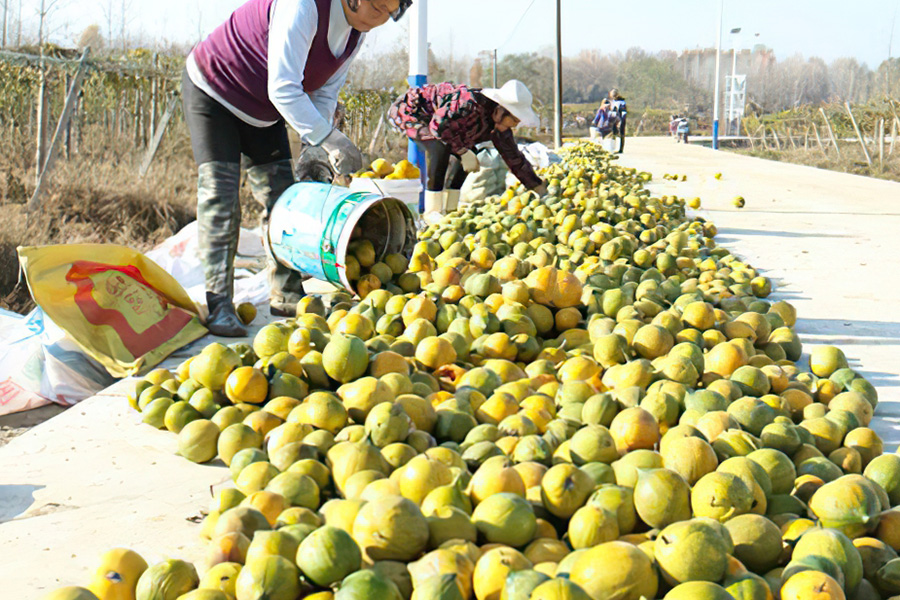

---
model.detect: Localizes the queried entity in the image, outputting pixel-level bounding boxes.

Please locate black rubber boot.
[247,159,309,317]
[197,161,247,337]
[205,292,248,337]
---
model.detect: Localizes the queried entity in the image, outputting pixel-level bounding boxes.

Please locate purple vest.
[192,0,361,122]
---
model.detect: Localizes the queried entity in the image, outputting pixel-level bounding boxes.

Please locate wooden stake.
[771,128,782,150]
[367,114,385,157]
[891,118,898,156]
[878,118,884,170]
[34,70,49,183]
[845,102,872,166]
[27,48,91,213]
[743,120,755,150]
[820,107,841,158]
[139,94,177,178]
[149,53,159,139]
[63,72,71,160]
[813,122,825,154]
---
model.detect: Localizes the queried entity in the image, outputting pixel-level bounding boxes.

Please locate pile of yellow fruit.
[46,142,896,600]
[355,158,421,180]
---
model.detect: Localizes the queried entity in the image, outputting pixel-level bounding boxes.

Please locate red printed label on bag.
[66,261,195,358]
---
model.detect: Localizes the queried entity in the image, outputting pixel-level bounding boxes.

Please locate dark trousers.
[415,139,468,192]
[612,116,627,153]
[182,69,292,165]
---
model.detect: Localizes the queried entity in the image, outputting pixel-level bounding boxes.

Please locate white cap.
[481,80,540,128]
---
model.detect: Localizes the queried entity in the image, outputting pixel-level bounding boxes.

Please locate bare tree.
[119,0,133,52]
[37,0,63,49]
[2,0,8,47]
[102,0,114,51]
[77,23,104,50]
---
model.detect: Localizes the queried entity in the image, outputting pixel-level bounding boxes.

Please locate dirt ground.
[0,404,67,448]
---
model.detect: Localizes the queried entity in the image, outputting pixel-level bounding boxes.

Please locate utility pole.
[712,0,724,150]
[729,28,740,136]
[553,0,562,149]
[492,49,498,88]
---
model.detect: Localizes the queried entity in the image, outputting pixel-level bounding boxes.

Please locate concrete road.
[2,136,900,597]
[617,137,900,446]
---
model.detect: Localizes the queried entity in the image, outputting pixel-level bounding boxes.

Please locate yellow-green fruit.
[655,518,733,585]
[322,333,369,384]
[351,495,429,562]
[296,525,362,587]
[177,419,220,463]
[663,582,734,599]
[530,579,592,600]
[199,563,242,597]
[135,559,199,600]
[780,571,845,600]
[539,463,595,519]
[723,513,783,574]
[189,343,241,391]
[234,555,300,600]
[472,492,536,547]
[569,541,658,600]
[691,471,755,522]
[810,345,849,378]
[568,504,619,549]
[217,423,263,467]
[633,467,692,529]
[807,475,882,539]
[792,527,863,592]
[87,547,148,600]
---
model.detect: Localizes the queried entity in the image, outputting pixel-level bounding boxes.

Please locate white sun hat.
[481,80,540,128]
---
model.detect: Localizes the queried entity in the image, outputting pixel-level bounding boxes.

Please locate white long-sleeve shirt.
[187,0,362,144]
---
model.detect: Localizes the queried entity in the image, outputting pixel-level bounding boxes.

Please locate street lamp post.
[728,27,741,136]
[712,0,723,150]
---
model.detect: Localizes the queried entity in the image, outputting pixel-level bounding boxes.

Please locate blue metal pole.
[408,75,427,212]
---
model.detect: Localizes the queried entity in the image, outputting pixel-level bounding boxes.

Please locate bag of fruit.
[17,244,208,378]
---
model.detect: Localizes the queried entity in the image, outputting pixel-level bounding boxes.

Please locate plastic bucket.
[349,177,423,219]
[268,182,417,292]
[589,126,599,139]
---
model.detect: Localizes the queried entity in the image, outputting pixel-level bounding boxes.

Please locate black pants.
[415,139,468,192]
[612,116,627,153]
[182,69,292,166]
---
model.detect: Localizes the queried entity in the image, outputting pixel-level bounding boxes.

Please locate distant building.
[676,45,777,120]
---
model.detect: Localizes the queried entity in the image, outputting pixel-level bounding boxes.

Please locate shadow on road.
[0,484,44,523]
[796,318,900,343]
[716,227,852,240]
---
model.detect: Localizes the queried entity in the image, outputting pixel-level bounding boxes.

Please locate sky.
[29,0,900,69]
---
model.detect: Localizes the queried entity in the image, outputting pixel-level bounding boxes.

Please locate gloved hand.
[460,150,481,173]
[319,129,363,176]
[533,181,549,196]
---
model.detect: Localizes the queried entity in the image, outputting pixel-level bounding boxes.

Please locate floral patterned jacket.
[389,82,542,189]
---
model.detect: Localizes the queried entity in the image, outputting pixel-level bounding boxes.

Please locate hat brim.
[482,88,540,129]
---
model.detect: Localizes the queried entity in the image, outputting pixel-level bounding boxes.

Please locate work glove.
[460,150,481,173]
[533,181,549,197]
[319,129,363,176]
